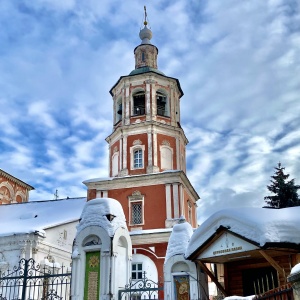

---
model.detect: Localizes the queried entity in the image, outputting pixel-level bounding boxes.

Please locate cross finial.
[54,189,59,200]
[144,6,148,25]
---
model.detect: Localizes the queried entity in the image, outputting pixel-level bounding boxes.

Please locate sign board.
[197,231,258,259]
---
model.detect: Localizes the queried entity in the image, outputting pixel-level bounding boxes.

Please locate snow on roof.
[83,177,113,183]
[186,207,300,258]
[165,218,193,262]
[0,197,86,237]
[76,198,127,237]
[129,228,173,235]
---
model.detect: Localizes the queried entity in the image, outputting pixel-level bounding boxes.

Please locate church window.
[156,91,169,117]
[141,52,145,62]
[116,98,122,122]
[131,202,143,224]
[128,191,144,226]
[133,92,145,116]
[130,144,145,170]
[132,262,143,280]
[134,149,143,168]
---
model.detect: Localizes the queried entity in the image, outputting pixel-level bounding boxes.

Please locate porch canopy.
[185,207,300,296]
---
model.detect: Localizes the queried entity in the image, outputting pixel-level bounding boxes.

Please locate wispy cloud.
[1,0,299,224]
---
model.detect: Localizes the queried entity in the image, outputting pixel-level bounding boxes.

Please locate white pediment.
[197,231,258,259]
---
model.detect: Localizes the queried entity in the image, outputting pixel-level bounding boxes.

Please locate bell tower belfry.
[84,7,199,285]
[107,10,187,178]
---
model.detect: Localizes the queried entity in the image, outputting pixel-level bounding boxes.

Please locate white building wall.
[132,253,158,283]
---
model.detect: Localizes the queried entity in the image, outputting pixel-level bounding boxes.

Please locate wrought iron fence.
[0,258,71,300]
[118,272,163,300]
[254,284,294,300]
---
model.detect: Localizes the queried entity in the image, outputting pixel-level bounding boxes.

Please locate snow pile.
[186,207,300,258]
[290,263,300,275]
[165,217,193,262]
[223,296,255,300]
[0,197,86,237]
[76,198,127,237]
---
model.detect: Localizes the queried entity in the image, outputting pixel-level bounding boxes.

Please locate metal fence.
[0,258,71,300]
[254,284,294,300]
[118,272,163,300]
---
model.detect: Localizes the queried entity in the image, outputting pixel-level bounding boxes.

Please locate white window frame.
[130,145,145,170]
[131,262,143,280]
[128,195,145,226]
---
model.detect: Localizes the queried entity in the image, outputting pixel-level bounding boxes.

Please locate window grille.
[132,202,142,224]
[134,149,143,168]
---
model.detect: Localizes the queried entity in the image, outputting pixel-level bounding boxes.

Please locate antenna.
[54,189,59,200]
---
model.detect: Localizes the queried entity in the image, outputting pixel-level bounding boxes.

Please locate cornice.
[106,121,188,145]
[130,231,171,245]
[0,169,34,190]
[83,170,199,201]
[110,71,183,98]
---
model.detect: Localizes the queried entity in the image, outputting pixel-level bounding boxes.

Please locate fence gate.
[118,272,163,300]
[0,258,71,300]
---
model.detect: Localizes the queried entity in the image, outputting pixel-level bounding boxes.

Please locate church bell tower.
[84,7,199,284]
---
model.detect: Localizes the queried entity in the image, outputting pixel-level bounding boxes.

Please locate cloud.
[0,0,300,225]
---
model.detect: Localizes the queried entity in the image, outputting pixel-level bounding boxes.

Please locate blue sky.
[1,0,300,223]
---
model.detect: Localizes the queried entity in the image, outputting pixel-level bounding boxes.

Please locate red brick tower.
[84,9,199,284]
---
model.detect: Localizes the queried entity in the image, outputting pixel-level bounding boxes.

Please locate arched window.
[134,149,143,168]
[133,92,145,116]
[116,98,122,122]
[156,91,169,117]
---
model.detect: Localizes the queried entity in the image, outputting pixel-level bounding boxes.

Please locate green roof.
[129,66,165,76]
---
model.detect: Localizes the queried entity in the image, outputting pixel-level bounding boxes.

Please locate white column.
[146,81,151,121]
[176,137,180,170]
[123,135,127,170]
[165,184,172,219]
[108,145,111,177]
[147,130,153,168]
[125,84,130,125]
[153,131,158,167]
[180,184,184,216]
[173,184,179,218]
[119,139,122,173]
[103,191,108,198]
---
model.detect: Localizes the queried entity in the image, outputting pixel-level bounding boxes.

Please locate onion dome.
[139,25,152,44]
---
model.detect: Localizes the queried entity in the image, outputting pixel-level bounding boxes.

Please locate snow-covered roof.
[186,207,300,258]
[76,198,127,237]
[165,218,193,262]
[0,197,86,237]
